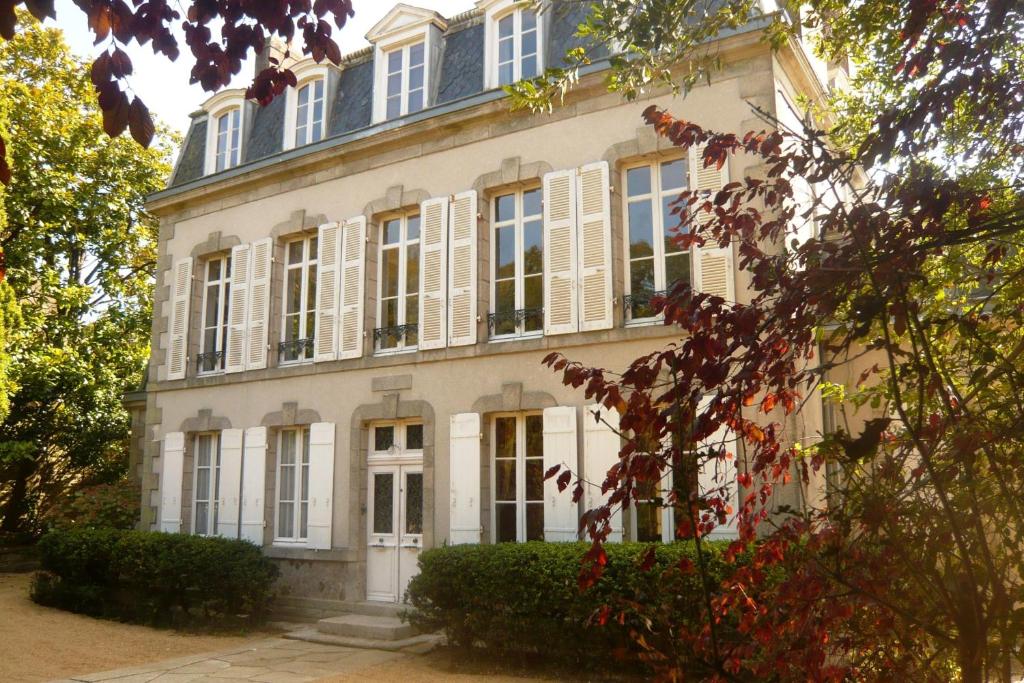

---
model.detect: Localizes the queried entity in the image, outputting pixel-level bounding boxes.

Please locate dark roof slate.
[436,21,484,105]
[329,59,374,136]
[171,118,207,186]
[244,93,286,162]
[548,0,606,67]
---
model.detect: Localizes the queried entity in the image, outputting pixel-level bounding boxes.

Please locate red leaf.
[544,463,561,480]
[128,97,155,148]
[102,90,131,138]
[556,470,572,492]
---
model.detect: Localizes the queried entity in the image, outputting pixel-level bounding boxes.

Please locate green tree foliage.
[0,17,174,535]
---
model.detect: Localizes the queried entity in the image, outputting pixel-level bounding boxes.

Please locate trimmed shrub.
[41,479,140,532]
[31,528,278,627]
[404,541,738,671]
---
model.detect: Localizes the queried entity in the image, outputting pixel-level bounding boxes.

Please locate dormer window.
[294,78,325,146]
[480,0,545,89]
[385,42,426,120]
[283,61,333,151]
[202,89,248,175]
[214,108,241,172]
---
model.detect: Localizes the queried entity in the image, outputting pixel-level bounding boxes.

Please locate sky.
[48,0,475,137]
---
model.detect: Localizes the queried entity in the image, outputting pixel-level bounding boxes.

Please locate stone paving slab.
[53,637,411,683]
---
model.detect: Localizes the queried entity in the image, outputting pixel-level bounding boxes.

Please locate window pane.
[499,61,514,86]
[521,55,537,80]
[526,502,544,541]
[387,71,402,97]
[388,49,402,73]
[307,264,317,314]
[407,215,421,241]
[405,295,419,346]
[627,166,652,196]
[522,9,537,30]
[280,432,296,465]
[495,226,516,279]
[409,64,424,90]
[495,194,516,223]
[663,196,687,253]
[628,200,655,258]
[208,258,221,281]
[494,417,517,459]
[630,258,656,296]
[222,282,231,326]
[288,241,304,264]
[298,83,310,108]
[196,467,210,502]
[523,220,543,275]
[409,42,424,66]
[665,254,692,290]
[300,502,308,539]
[523,275,543,316]
[382,248,399,298]
[286,268,302,314]
[498,14,513,38]
[386,96,401,120]
[278,502,293,538]
[636,502,662,542]
[205,285,220,327]
[526,458,543,501]
[496,503,517,542]
[522,30,537,57]
[197,435,212,466]
[408,89,423,114]
[525,415,543,458]
[383,219,401,245]
[522,188,541,217]
[195,502,209,535]
[406,424,424,450]
[373,473,394,534]
[375,425,395,452]
[495,280,516,334]
[406,243,419,295]
[661,159,686,191]
[284,314,301,346]
[495,459,516,502]
[405,472,423,535]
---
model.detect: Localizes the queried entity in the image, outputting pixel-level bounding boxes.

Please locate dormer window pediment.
[201,89,250,175]
[478,0,547,90]
[282,60,337,151]
[368,4,447,124]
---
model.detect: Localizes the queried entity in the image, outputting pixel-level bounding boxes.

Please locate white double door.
[366,463,423,603]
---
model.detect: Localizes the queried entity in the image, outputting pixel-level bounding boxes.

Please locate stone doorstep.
[283,628,443,655]
[272,597,408,623]
[317,614,417,641]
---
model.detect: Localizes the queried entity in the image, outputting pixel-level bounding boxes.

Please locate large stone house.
[138,0,837,604]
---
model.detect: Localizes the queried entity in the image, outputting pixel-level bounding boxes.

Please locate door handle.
[400,543,420,548]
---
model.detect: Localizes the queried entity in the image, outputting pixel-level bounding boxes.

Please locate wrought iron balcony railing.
[487,307,544,336]
[278,337,315,362]
[623,290,668,318]
[373,324,418,349]
[195,350,225,373]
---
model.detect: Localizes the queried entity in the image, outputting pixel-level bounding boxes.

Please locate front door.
[366,463,424,602]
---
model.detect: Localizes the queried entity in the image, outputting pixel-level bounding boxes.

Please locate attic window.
[294,78,325,146]
[214,108,241,172]
[480,0,545,89]
[385,42,426,120]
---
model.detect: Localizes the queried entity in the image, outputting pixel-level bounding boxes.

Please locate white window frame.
[282,61,333,151]
[368,421,426,462]
[368,7,445,125]
[202,90,247,175]
[274,426,311,544]
[382,40,427,120]
[490,412,544,543]
[294,78,326,146]
[280,234,318,365]
[489,187,544,340]
[622,157,692,325]
[481,0,545,89]
[192,432,221,537]
[198,255,231,375]
[375,213,421,355]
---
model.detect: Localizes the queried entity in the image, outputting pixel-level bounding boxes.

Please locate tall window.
[634,473,688,543]
[214,108,241,172]
[493,414,544,542]
[496,8,539,86]
[276,427,310,541]
[294,78,325,146]
[491,188,543,338]
[280,235,318,363]
[385,42,425,120]
[624,159,690,322]
[376,215,420,352]
[193,433,221,536]
[198,255,231,374]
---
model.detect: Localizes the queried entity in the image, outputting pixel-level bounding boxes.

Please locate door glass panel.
[405,472,423,535]
[374,426,395,452]
[525,415,543,457]
[525,458,543,501]
[405,424,424,450]
[526,502,543,541]
[494,417,516,458]
[373,473,395,535]
[495,460,516,501]
[496,503,517,542]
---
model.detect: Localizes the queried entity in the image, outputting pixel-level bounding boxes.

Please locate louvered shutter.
[315,222,342,362]
[696,396,739,539]
[419,197,449,350]
[583,404,623,542]
[216,429,243,538]
[246,238,273,370]
[307,422,335,549]
[543,169,578,335]
[448,191,478,346]
[159,432,185,533]
[449,412,480,544]
[543,406,579,541]
[241,426,267,545]
[576,162,613,331]
[689,146,735,301]
[166,258,193,381]
[225,244,251,373]
[339,216,366,360]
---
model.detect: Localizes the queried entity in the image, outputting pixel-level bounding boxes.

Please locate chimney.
[254,36,289,76]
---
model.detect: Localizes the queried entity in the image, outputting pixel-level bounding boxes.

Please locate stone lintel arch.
[363,184,432,219]
[470,382,557,415]
[270,209,329,240]
[471,156,554,197]
[179,408,232,433]
[261,401,322,427]
[190,230,242,259]
[601,126,682,171]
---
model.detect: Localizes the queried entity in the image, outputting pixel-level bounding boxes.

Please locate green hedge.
[31,528,279,626]
[405,541,737,670]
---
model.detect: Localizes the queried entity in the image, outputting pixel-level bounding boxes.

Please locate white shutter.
[449,412,480,544]
[225,244,251,373]
[689,146,735,301]
[159,432,185,533]
[419,197,449,350]
[315,222,342,362]
[576,162,613,331]
[543,406,579,542]
[543,169,578,335]
[216,429,243,539]
[339,216,366,360]
[166,258,193,381]
[307,422,336,549]
[583,404,623,542]
[241,426,267,545]
[447,191,478,347]
[697,397,739,539]
[246,238,273,370]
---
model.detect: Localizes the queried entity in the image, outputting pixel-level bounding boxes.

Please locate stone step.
[271,596,409,622]
[339,600,406,618]
[283,628,443,654]
[317,613,417,641]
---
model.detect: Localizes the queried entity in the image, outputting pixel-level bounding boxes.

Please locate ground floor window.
[492,413,544,542]
[192,432,221,536]
[276,427,310,541]
[633,472,690,543]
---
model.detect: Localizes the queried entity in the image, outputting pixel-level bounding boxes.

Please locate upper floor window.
[193,432,221,536]
[276,426,310,542]
[198,255,231,374]
[496,7,540,86]
[490,188,543,339]
[385,42,426,120]
[375,214,420,353]
[280,235,318,364]
[294,78,325,146]
[623,159,690,323]
[493,413,544,543]
[214,108,241,172]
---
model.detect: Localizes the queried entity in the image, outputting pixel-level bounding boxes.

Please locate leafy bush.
[31,528,279,627]
[41,479,140,532]
[405,541,738,671]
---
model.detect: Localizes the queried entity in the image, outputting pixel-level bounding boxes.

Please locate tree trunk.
[0,460,31,534]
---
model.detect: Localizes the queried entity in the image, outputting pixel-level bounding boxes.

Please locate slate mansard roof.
[169,2,600,189]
